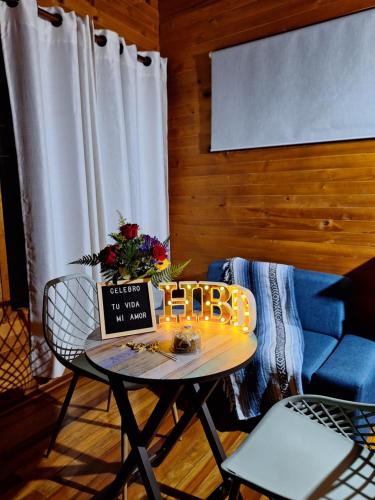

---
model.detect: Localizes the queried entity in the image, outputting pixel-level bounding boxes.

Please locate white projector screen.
[211,9,375,151]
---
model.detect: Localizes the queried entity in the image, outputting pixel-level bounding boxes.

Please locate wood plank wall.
[160,0,375,280]
[39,0,159,50]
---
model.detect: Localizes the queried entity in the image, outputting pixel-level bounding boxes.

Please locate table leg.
[95,379,229,499]
[152,380,220,467]
[194,383,231,500]
[194,383,226,469]
[95,378,184,500]
[153,381,230,499]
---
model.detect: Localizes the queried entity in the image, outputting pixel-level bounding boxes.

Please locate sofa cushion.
[210,263,351,340]
[311,335,375,403]
[302,330,338,388]
[207,260,226,282]
[294,269,351,340]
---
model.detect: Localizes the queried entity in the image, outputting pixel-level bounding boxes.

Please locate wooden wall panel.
[38,0,159,50]
[160,0,375,280]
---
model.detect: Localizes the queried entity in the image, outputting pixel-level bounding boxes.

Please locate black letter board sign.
[97,279,157,339]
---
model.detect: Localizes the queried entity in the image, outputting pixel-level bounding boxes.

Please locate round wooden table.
[85,322,257,499]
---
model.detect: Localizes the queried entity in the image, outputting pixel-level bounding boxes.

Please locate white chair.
[222,394,375,499]
[43,274,142,462]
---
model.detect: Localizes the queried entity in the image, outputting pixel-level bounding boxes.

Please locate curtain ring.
[143,56,152,67]
[5,0,19,7]
[96,35,107,47]
[51,13,63,27]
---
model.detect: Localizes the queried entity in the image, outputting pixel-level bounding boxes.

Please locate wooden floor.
[0,375,266,499]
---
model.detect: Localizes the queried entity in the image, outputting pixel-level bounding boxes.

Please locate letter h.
[158,282,200,323]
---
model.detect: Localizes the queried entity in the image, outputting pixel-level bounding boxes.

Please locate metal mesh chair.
[222,395,375,500]
[43,273,142,458]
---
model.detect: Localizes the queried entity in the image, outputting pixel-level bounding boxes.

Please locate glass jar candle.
[172,324,201,354]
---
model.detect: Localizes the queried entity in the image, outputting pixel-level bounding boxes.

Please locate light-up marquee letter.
[158,282,200,323]
[158,281,256,331]
[230,285,256,332]
[199,281,232,324]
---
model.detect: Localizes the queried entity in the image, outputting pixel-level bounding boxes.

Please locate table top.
[85,322,257,385]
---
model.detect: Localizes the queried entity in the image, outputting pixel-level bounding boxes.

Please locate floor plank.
[0,376,265,499]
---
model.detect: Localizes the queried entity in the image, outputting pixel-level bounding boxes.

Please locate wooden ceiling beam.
[158,0,219,21]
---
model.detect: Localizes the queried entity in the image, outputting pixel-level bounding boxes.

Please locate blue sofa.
[208,260,375,404]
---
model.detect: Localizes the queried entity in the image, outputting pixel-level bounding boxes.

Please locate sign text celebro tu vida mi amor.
[158,281,256,332]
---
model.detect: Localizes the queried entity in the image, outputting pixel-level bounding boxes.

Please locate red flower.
[120,223,139,239]
[152,244,167,261]
[99,245,117,266]
[131,224,138,238]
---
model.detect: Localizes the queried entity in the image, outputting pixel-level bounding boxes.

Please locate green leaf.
[116,210,127,227]
[101,267,120,284]
[110,232,124,243]
[69,253,101,266]
[151,260,191,288]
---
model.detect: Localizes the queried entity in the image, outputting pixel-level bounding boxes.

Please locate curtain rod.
[3,0,152,66]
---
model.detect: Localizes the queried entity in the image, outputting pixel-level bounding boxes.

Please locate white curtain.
[0,0,168,377]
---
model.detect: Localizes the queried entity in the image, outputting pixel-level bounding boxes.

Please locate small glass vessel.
[172,324,201,354]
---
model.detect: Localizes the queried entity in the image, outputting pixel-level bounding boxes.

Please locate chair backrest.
[43,274,99,368]
[284,395,375,450]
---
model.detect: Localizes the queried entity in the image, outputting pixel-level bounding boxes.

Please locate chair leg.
[172,403,183,441]
[45,372,79,457]
[106,387,112,412]
[228,478,241,500]
[120,421,129,500]
[172,403,179,424]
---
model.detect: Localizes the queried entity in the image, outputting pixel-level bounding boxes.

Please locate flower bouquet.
[71,214,190,287]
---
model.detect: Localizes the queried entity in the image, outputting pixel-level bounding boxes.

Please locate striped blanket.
[223,258,304,419]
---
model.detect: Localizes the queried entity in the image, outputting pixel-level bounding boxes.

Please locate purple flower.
[140,235,160,253]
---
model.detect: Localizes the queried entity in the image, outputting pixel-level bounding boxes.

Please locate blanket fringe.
[222,259,236,413]
[222,259,233,284]
[222,376,235,412]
